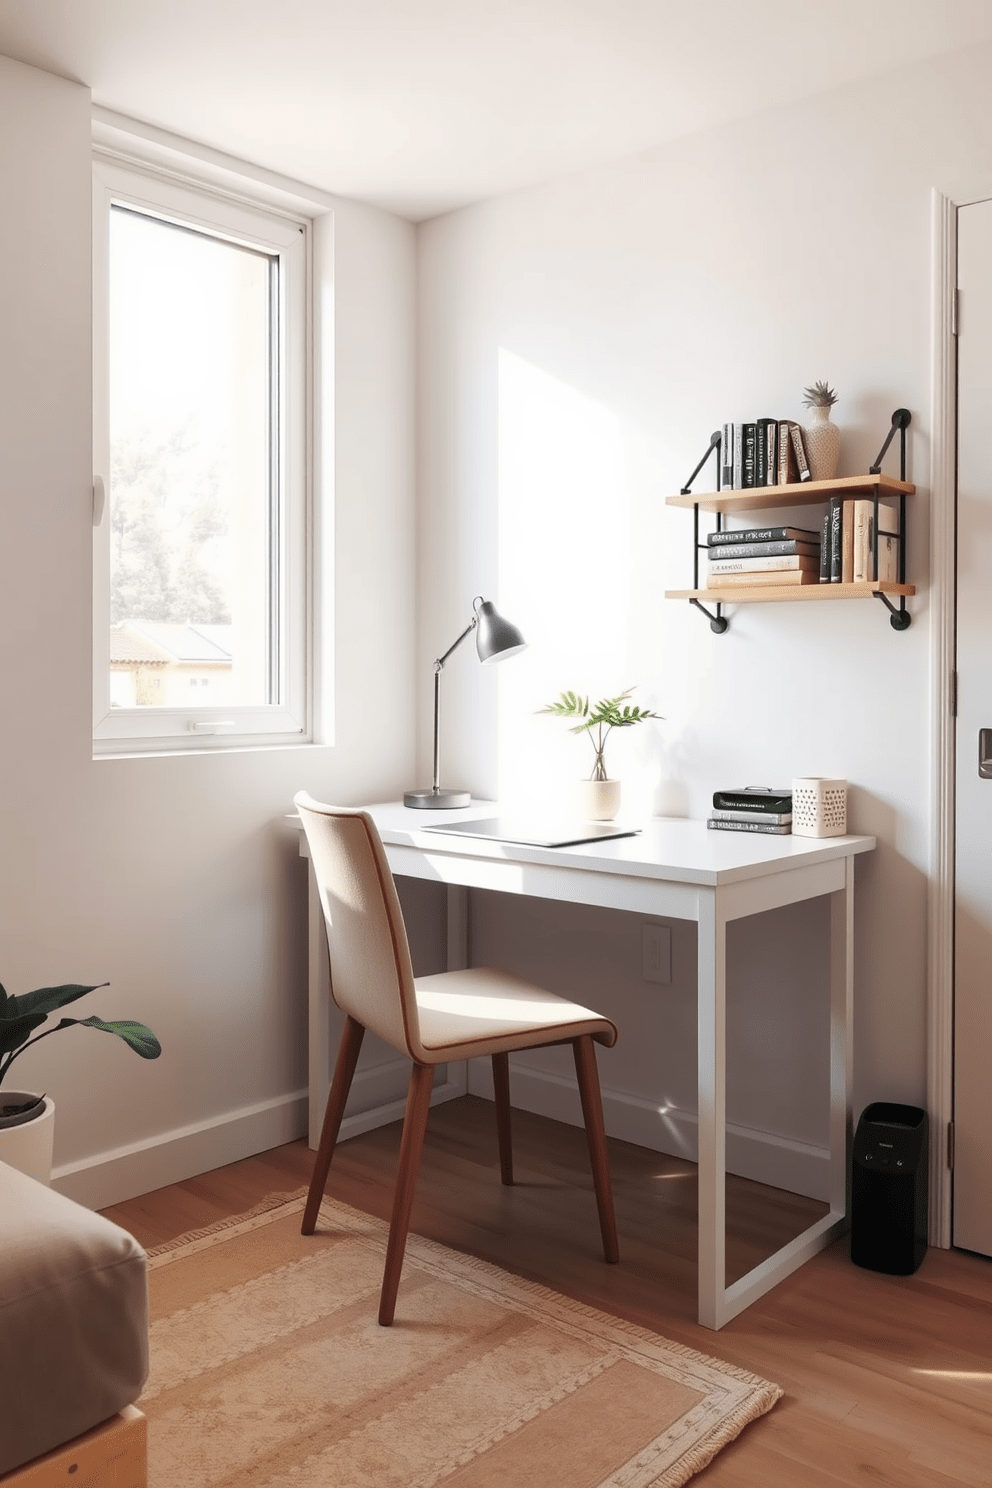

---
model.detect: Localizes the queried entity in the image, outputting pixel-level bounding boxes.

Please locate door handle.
[980,729,992,778]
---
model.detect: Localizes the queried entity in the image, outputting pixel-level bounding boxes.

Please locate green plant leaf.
[0,1009,48,1058]
[58,1016,162,1059]
[538,690,590,719]
[8,983,108,1019]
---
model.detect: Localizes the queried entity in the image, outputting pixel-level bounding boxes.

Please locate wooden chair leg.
[302,1016,365,1235]
[572,1036,619,1264]
[492,1052,514,1185]
[378,1061,435,1326]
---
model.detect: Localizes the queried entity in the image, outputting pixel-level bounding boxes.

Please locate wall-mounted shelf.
[665,412,916,632]
[665,471,914,515]
[668,577,915,604]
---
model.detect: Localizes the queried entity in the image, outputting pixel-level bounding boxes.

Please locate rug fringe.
[145,1187,310,1258]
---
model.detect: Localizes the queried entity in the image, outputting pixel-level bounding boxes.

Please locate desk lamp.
[404,597,526,808]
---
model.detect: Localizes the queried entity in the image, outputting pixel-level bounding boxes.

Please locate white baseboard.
[55,1057,827,1213]
[52,1090,310,1211]
[467,1062,830,1202]
[55,1062,469,1212]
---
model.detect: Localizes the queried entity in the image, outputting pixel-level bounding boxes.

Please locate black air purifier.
[851,1102,928,1275]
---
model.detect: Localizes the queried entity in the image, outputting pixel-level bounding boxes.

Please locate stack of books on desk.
[705,526,821,589]
[708,788,793,835]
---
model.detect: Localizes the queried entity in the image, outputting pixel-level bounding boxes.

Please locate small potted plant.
[539,688,661,820]
[0,979,161,1183]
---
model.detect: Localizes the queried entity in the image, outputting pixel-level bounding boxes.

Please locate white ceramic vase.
[579,779,621,821]
[803,405,840,481]
[0,1091,55,1185]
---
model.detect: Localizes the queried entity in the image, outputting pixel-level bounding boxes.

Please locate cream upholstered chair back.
[295,793,422,1059]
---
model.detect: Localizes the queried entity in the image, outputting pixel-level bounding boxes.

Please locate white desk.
[299,801,875,1329]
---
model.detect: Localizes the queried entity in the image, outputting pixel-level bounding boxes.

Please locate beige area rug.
[142,1190,782,1488]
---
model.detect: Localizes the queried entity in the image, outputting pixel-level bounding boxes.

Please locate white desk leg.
[446,884,470,1097]
[307,862,333,1150]
[829,856,855,1218]
[446,884,469,972]
[697,886,728,1329]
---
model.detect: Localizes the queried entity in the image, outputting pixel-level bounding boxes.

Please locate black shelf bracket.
[680,429,722,496]
[875,590,912,630]
[870,408,912,631]
[690,597,729,634]
[682,431,729,632]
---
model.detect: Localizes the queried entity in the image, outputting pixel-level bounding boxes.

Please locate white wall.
[415,42,992,1195]
[0,54,418,1206]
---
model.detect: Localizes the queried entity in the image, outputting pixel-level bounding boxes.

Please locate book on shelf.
[841,498,855,584]
[712,788,793,813]
[732,423,743,489]
[755,418,777,487]
[852,498,900,583]
[707,553,819,575]
[710,807,793,825]
[707,818,792,836]
[705,538,820,560]
[829,496,843,581]
[721,422,734,491]
[777,421,798,485]
[819,509,831,582]
[742,423,757,488]
[789,422,812,481]
[708,526,819,547]
[706,567,820,588]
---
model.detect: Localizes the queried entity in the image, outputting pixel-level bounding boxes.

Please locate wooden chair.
[295,792,620,1325]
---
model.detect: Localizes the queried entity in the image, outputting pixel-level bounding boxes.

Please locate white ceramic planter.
[792,777,847,838]
[802,406,840,481]
[0,1092,55,1185]
[579,779,621,821]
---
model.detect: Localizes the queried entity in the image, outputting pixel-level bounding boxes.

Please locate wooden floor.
[102,1096,992,1487]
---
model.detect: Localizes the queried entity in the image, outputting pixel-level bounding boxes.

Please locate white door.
[954,196,992,1257]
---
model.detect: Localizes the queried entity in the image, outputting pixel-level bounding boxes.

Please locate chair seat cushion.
[0,1160,149,1476]
[414,966,617,1060]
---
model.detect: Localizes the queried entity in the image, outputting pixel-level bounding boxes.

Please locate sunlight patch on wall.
[496,349,634,816]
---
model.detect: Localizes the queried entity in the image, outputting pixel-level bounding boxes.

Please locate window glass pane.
[108,205,276,710]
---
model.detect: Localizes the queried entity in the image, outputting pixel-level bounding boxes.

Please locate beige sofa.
[0,1160,148,1482]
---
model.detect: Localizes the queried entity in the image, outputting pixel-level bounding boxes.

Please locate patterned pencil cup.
[792,778,847,838]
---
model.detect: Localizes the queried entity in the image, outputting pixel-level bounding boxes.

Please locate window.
[93,157,310,751]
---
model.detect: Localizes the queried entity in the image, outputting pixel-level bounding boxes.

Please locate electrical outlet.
[642,923,671,984]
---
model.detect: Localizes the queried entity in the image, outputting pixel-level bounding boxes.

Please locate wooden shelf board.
[666,472,914,515]
[666,581,916,604]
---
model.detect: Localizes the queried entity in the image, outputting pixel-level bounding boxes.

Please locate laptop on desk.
[419,818,641,849]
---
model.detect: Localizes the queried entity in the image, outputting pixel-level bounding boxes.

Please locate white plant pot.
[802,406,840,482]
[0,1092,55,1185]
[792,777,848,838]
[579,779,621,821]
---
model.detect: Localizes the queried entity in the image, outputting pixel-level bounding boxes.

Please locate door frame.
[929,187,956,1250]
[930,182,992,1247]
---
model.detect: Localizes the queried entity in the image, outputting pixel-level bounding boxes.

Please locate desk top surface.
[362,801,875,889]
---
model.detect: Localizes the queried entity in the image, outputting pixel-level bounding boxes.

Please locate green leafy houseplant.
[539,688,661,781]
[0,980,161,1121]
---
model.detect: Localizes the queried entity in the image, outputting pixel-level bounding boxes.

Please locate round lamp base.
[403,788,472,809]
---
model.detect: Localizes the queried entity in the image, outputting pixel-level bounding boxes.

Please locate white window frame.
[92,154,311,753]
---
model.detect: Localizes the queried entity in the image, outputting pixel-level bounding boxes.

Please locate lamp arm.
[431,618,478,793]
[434,616,478,671]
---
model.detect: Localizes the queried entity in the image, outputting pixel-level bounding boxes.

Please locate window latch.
[187,721,236,734]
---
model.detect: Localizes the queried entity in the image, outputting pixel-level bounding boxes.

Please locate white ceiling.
[1,0,990,220]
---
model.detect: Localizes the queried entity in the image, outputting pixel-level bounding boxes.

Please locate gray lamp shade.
[474,600,526,663]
